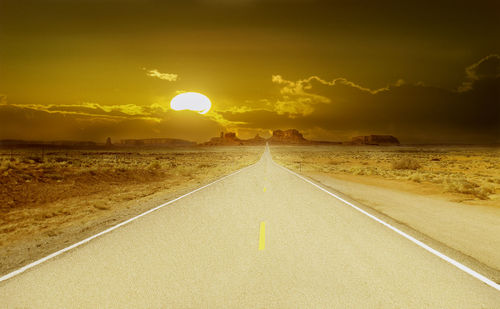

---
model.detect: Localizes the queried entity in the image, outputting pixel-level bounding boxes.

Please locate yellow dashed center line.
[263,187,267,192]
[259,222,266,250]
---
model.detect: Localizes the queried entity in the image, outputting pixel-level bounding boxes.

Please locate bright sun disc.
[170,92,211,114]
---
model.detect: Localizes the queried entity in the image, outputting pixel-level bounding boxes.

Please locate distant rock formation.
[268,129,310,144]
[120,138,196,147]
[222,132,242,144]
[202,132,243,146]
[201,132,268,146]
[351,135,400,146]
[105,137,112,146]
[200,130,400,146]
[246,134,266,145]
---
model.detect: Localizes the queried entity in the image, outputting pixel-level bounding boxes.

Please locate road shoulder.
[303,171,500,283]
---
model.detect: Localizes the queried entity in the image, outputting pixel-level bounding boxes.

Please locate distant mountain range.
[0,129,400,148]
[200,129,399,146]
[120,138,196,147]
[202,129,336,146]
[0,139,98,148]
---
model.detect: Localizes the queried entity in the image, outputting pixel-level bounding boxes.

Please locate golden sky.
[0,0,499,143]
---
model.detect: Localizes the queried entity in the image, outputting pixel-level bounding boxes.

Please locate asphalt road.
[1,146,499,308]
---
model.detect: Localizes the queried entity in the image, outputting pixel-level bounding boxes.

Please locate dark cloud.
[467,54,500,80]
[0,103,223,142]
[221,56,500,143]
[459,54,500,92]
[46,105,134,118]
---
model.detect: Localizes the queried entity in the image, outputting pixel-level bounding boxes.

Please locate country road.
[1,146,499,308]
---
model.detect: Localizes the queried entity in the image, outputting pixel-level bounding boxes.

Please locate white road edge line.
[273,161,500,292]
[0,163,257,283]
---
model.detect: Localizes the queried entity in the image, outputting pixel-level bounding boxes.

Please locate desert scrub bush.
[0,160,14,171]
[52,156,68,163]
[472,184,495,199]
[87,167,99,176]
[198,163,214,168]
[488,177,500,184]
[148,161,161,170]
[115,166,128,173]
[23,156,44,163]
[350,167,366,175]
[445,178,494,199]
[429,177,444,184]
[40,162,57,170]
[407,173,422,183]
[392,158,421,170]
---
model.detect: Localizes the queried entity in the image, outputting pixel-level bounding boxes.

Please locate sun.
[170,92,212,114]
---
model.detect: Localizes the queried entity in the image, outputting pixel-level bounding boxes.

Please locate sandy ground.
[0,147,498,308]
[0,146,262,276]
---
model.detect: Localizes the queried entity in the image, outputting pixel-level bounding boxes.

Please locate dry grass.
[392,158,421,170]
[0,147,261,209]
[271,145,500,202]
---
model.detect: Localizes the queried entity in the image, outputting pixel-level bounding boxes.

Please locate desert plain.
[1,144,500,284]
[271,145,500,205]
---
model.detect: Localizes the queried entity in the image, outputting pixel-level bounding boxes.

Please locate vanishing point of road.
[1,146,499,308]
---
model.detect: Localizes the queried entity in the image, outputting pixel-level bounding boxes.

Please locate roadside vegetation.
[0,149,260,209]
[271,145,500,202]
